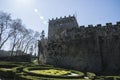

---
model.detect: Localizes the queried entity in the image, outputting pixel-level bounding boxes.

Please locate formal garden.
[0,60,120,80]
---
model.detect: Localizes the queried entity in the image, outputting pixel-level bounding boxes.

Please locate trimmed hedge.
[0,61,95,80]
[23,67,85,79]
[0,68,15,78]
[0,62,20,78]
[19,75,90,80]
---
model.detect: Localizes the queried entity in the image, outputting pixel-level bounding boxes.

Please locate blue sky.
[0,0,120,36]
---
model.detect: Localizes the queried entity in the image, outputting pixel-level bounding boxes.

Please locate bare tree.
[33,31,40,55]
[23,30,40,55]
[0,11,12,49]
[15,27,29,55]
[0,11,41,58]
[10,19,24,56]
[22,29,34,54]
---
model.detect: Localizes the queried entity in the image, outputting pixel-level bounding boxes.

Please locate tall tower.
[48,15,78,40]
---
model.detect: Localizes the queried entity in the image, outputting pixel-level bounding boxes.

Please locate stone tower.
[48,15,78,40]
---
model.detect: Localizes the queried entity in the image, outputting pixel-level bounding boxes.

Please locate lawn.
[30,69,71,76]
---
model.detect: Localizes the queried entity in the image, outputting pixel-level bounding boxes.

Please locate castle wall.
[46,21,120,74]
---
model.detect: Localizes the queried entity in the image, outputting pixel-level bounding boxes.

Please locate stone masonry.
[43,15,120,74]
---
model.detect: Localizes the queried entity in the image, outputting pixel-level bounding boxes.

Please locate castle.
[40,15,120,74]
[48,15,78,40]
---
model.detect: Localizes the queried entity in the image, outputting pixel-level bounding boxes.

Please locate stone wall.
[46,21,120,74]
[48,15,78,40]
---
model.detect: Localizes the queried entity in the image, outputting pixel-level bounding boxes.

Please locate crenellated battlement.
[60,21,120,40]
[48,15,78,40]
[117,21,120,25]
[49,15,75,22]
[79,21,120,28]
[48,15,120,41]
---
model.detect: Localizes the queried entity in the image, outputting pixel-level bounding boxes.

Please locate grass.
[30,69,71,76]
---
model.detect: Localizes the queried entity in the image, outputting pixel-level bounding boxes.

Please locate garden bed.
[23,67,85,79]
[0,61,97,80]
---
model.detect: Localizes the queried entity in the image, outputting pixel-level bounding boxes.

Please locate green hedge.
[0,68,15,78]
[0,61,20,68]
[23,67,85,79]
[19,74,90,80]
[0,61,92,80]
